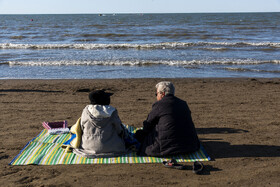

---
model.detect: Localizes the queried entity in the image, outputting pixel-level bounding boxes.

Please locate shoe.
[162,159,186,170]
[193,161,204,174]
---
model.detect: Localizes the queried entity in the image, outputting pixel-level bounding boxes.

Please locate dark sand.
[1,78,280,186]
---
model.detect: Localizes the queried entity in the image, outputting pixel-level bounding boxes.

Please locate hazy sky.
[0,0,280,14]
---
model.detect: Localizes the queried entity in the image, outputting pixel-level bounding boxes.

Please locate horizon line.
[0,11,279,15]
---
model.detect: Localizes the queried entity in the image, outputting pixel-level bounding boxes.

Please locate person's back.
[73,90,127,158]
[153,94,200,156]
[136,81,200,156]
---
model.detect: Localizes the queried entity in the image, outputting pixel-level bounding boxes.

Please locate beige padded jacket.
[73,105,127,158]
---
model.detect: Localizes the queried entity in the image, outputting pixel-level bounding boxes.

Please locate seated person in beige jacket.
[73,90,127,158]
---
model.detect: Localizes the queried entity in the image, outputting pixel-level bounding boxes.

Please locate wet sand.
[1,78,280,186]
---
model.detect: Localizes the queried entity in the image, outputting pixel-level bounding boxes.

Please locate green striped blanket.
[10,126,210,165]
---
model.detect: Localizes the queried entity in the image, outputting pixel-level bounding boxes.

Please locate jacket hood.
[87,104,116,119]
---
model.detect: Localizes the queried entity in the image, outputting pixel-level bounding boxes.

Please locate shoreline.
[2,76,280,80]
[1,78,280,186]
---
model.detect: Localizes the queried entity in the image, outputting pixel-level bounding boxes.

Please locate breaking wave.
[1,42,280,50]
[224,67,280,74]
[7,59,280,66]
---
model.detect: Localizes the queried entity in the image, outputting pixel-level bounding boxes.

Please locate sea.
[0,13,280,79]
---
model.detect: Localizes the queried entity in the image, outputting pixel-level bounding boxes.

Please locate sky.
[0,0,280,14]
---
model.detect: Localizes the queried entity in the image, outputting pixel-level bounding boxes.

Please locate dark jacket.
[139,94,200,156]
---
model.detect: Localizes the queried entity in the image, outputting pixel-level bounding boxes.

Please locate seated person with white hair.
[135,81,200,157]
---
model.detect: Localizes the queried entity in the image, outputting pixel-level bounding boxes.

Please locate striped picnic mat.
[10,126,210,165]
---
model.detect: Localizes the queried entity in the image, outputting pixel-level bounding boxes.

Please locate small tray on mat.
[42,120,69,134]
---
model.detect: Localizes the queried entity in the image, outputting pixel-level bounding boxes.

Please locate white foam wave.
[225,67,280,74]
[1,42,280,50]
[7,59,280,66]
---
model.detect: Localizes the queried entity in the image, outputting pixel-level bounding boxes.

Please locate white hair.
[156,81,175,95]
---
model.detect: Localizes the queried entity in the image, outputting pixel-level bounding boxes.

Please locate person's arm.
[143,102,159,133]
[111,110,124,135]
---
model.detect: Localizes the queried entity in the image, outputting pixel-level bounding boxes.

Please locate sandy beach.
[1,78,279,186]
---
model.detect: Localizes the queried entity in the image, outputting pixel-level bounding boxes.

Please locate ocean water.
[0,13,279,79]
